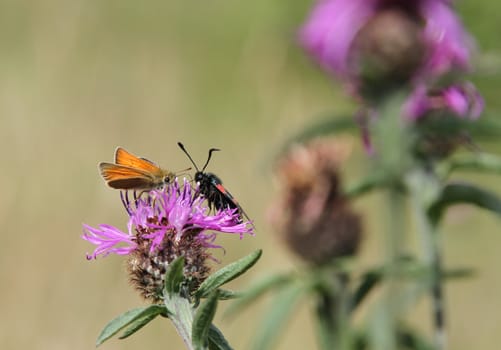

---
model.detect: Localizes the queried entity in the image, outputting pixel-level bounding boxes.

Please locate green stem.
[382,186,406,350]
[430,247,445,350]
[369,91,411,350]
[316,290,336,350]
[370,186,406,350]
[315,273,350,350]
[408,171,446,350]
[166,295,196,350]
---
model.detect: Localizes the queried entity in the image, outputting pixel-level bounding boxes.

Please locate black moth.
[177,142,250,223]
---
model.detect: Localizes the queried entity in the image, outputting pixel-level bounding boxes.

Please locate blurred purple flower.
[421,0,473,77]
[403,82,484,120]
[299,0,473,85]
[299,0,376,80]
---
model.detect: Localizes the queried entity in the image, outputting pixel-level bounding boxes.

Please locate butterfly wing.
[114,147,162,174]
[99,163,156,190]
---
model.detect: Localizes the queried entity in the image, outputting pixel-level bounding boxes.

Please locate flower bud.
[349,8,425,95]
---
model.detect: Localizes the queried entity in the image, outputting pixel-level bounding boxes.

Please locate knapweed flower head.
[83,179,253,302]
[403,82,484,121]
[300,0,473,93]
[402,82,484,159]
[269,138,362,265]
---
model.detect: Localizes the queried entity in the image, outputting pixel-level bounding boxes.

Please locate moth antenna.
[177,142,200,171]
[202,148,221,172]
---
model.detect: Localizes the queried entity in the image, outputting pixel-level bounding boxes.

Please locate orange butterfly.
[99,147,175,190]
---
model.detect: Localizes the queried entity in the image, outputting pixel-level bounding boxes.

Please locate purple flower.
[82,179,253,300]
[299,0,473,86]
[83,179,252,259]
[82,224,137,260]
[403,82,484,120]
[420,0,473,77]
[299,0,376,80]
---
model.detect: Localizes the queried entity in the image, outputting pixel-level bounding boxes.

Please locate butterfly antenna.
[177,142,200,171]
[175,167,193,180]
[202,148,221,171]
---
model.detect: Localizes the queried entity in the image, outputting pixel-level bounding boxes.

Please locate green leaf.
[467,116,501,140]
[251,283,305,350]
[397,326,436,350]
[164,256,185,296]
[442,267,475,279]
[195,250,262,298]
[280,116,357,154]
[416,113,501,140]
[314,290,338,350]
[446,153,501,175]
[428,182,501,224]
[208,325,234,350]
[215,289,241,300]
[410,104,501,145]
[225,273,294,317]
[356,325,436,350]
[96,305,167,346]
[344,171,389,198]
[416,112,473,136]
[192,291,219,350]
[351,270,383,312]
[118,313,161,340]
[351,256,420,312]
[352,329,368,350]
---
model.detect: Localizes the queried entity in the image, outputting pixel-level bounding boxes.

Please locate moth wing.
[214,183,252,222]
[215,183,237,203]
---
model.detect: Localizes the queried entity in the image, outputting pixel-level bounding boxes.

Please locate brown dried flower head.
[270,138,362,265]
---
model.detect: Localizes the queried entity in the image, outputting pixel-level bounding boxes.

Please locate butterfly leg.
[120,191,133,216]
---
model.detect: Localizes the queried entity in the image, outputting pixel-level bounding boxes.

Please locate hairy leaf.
[196,250,262,298]
[208,325,234,350]
[193,291,219,350]
[96,305,167,346]
[164,256,185,296]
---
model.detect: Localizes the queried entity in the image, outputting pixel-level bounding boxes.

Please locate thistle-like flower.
[403,82,484,121]
[83,179,253,302]
[300,0,473,92]
[269,139,362,265]
[300,0,483,156]
[401,82,484,159]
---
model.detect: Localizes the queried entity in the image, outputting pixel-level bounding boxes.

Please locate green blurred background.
[1,1,500,349]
